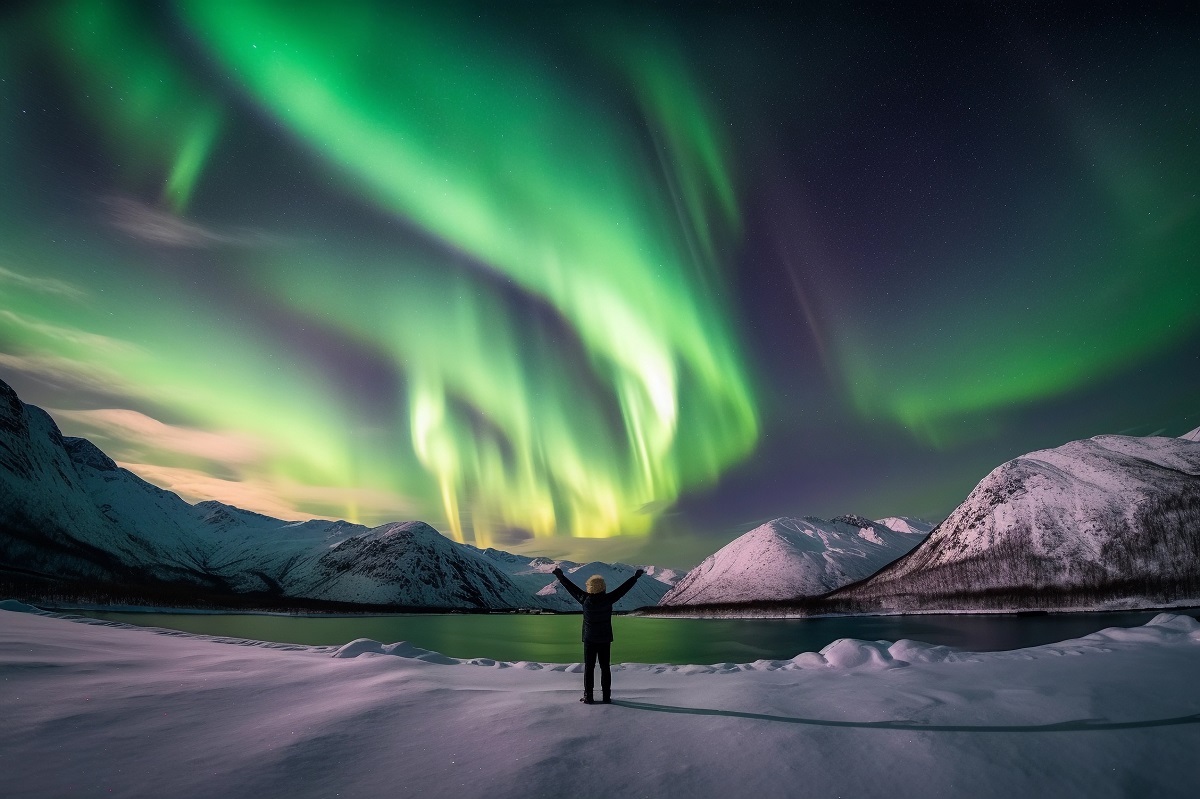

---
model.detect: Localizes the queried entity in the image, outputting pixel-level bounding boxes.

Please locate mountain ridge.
[8,376,1195,615]
[658,515,931,606]
[826,434,1200,611]
[0,378,677,611]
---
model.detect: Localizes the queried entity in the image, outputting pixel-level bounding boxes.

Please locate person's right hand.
[635,569,645,578]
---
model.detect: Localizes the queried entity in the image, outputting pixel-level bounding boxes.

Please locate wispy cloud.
[0,265,85,299]
[52,407,265,465]
[0,352,138,397]
[117,462,417,527]
[116,462,320,522]
[105,196,280,248]
[272,477,418,522]
[0,310,140,356]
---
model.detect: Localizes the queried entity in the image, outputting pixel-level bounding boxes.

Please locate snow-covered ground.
[3,602,1200,798]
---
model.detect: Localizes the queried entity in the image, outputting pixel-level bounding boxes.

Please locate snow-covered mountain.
[534,562,675,610]
[467,548,679,610]
[831,434,1200,609]
[0,378,674,610]
[875,516,937,536]
[0,382,188,586]
[658,515,930,606]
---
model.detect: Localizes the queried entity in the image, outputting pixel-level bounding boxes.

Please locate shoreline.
[635,598,1200,620]
[20,597,1200,621]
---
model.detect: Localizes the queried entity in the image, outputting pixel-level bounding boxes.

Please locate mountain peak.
[873,516,936,536]
[371,520,443,541]
[830,513,876,529]
[660,514,927,606]
[0,380,23,429]
[833,433,1200,609]
[63,437,118,472]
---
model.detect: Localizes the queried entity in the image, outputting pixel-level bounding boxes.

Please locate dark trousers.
[583,641,611,697]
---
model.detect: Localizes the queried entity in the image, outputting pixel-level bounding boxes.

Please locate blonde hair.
[585,575,606,594]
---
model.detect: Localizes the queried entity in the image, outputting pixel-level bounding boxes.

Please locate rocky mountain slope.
[829,433,1200,610]
[658,515,930,606]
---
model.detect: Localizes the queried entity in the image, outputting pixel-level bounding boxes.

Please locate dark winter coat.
[552,569,641,643]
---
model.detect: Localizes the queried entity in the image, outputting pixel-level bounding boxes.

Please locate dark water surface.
[66,607,1200,664]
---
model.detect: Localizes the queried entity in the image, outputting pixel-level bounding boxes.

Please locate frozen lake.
[66,607,1200,663]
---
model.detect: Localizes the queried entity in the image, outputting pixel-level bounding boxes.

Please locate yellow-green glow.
[4,2,1197,557]
[5,0,1199,556]
[161,1,755,541]
[0,2,760,540]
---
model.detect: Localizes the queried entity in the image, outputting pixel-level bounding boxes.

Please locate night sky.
[2,1,1197,567]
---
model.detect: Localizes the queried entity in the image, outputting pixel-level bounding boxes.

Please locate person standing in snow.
[551,566,643,705]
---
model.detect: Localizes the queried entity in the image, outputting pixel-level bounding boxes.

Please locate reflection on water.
[69,608,1200,665]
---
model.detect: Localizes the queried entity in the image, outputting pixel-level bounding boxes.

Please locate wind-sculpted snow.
[12,598,1197,674]
[333,637,459,664]
[227,611,1200,674]
[659,515,929,605]
[834,434,1200,609]
[5,606,1200,797]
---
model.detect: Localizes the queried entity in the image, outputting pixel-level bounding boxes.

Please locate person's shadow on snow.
[610,700,1200,732]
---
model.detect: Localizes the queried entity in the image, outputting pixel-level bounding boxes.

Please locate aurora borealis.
[2,2,1198,565]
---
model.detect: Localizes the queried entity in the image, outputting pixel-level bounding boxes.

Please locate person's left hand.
[635,569,645,578]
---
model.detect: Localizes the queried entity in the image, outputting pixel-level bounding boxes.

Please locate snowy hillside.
[658,515,929,606]
[875,516,936,536]
[469,549,680,610]
[283,521,541,608]
[832,434,1200,610]
[0,378,674,610]
[534,562,674,610]
[0,380,183,584]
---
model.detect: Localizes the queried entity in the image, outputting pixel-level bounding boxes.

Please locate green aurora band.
[829,80,1200,448]
[1,1,758,544]
[3,2,1194,549]
[176,1,758,542]
[50,0,224,213]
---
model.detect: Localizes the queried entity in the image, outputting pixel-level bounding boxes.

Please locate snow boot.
[601,693,612,704]
[580,694,595,705]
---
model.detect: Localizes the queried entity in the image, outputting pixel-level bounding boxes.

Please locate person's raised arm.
[606,569,644,604]
[552,567,587,603]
